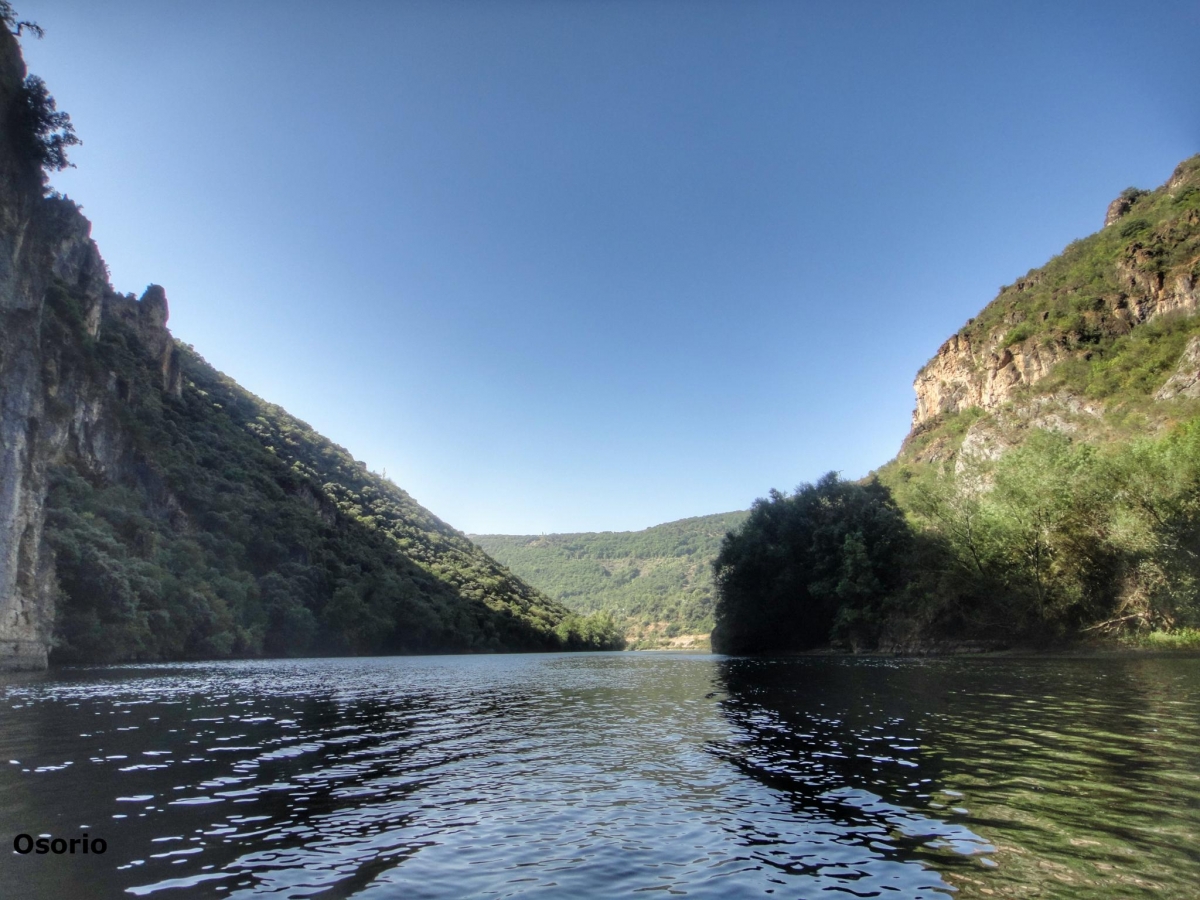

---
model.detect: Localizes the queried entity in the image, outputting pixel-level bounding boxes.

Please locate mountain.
[0,29,618,671]
[473,511,748,649]
[488,157,1200,653]
[897,155,1200,468]
[713,154,1200,654]
[869,154,1200,647]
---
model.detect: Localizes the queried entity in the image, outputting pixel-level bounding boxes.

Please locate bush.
[1003,322,1033,347]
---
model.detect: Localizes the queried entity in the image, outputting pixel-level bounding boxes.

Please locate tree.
[1,2,43,38]
[10,74,81,174]
[1,4,77,177]
[711,473,912,654]
[2,4,78,177]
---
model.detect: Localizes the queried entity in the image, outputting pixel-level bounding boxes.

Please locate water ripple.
[1,653,1197,898]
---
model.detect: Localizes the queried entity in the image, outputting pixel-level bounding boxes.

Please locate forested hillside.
[714,155,1200,654]
[474,511,747,648]
[0,23,620,668]
[43,323,624,662]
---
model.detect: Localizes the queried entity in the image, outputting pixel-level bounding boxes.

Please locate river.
[1,653,1197,898]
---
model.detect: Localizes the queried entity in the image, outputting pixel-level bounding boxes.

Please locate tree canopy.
[711,474,912,654]
[12,74,79,173]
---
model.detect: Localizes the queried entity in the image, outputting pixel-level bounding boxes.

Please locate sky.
[14,1,1200,534]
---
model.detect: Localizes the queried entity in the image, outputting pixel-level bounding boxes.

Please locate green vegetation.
[10,74,79,173]
[891,424,1200,642]
[2,4,79,177]
[715,157,1200,654]
[963,156,1200,360]
[1040,310,1200,405]
[716,422,1200,653]
[473,511,748,648]
[1122,628,1200,651]
[711,476,912,654]
[41,279,622,662]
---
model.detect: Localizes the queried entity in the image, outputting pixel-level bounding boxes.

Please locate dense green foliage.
[716,421,1200,653]
[2,5,79,177]
[710,475,913,654]
[887,422,1200,643]
[42,281,622,662]
[9,74,79,173]
[473,511,747,647]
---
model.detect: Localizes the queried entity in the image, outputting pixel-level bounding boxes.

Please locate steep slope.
[899,155,1200,467]
[869,154,1200,646]
[473,511,748,648]
[0,29,591,669]
[712,155,1200,654]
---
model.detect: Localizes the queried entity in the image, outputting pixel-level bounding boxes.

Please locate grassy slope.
[963,159,1200,357]
[473,511,748,647]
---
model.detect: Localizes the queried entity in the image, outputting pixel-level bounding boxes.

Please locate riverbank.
[795,632,1200,658]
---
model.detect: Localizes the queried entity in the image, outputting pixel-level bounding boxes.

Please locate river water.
[1,653,1197,899]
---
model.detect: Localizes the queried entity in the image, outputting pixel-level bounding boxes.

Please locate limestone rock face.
[0,30,180,670]
[1105,193,1137,227]
[102,284,183,398]
[911,333,1065,427]
[1156,336,1200,401]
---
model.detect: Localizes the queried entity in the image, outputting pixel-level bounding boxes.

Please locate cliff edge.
[1,29,180,667]
[902,155,1200,464]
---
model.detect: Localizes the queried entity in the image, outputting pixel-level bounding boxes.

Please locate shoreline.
[790,642,1200,659]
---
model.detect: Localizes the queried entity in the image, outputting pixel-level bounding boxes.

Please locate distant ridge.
[473,511,748,648]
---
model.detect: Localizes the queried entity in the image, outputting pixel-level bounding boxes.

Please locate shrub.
[1003,322,1033,347]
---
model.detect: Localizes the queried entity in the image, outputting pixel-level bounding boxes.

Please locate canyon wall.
[1,30,180,668]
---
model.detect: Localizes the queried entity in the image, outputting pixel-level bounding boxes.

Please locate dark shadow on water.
[711,654,1200,899]
[710,657,996,889]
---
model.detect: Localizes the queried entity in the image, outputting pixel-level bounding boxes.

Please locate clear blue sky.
[16,1,1199,534]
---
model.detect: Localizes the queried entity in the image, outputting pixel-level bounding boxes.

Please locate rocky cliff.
[902,154,1200,460]
[908,157,1200,435]
[1,30,587,670]
[1,29,171,668]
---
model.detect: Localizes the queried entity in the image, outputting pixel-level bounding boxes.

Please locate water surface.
[1,653,1197,898]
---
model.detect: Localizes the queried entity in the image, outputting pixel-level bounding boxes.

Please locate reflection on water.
[714,656,1200,898]
[0,653,1197,898]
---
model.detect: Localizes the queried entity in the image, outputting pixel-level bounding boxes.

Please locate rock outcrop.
[1156,335,1200,401]
[909,157,1200,433]
[911,334,1066,427]
[1105,189,1142,227]
[0,29,179,669]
